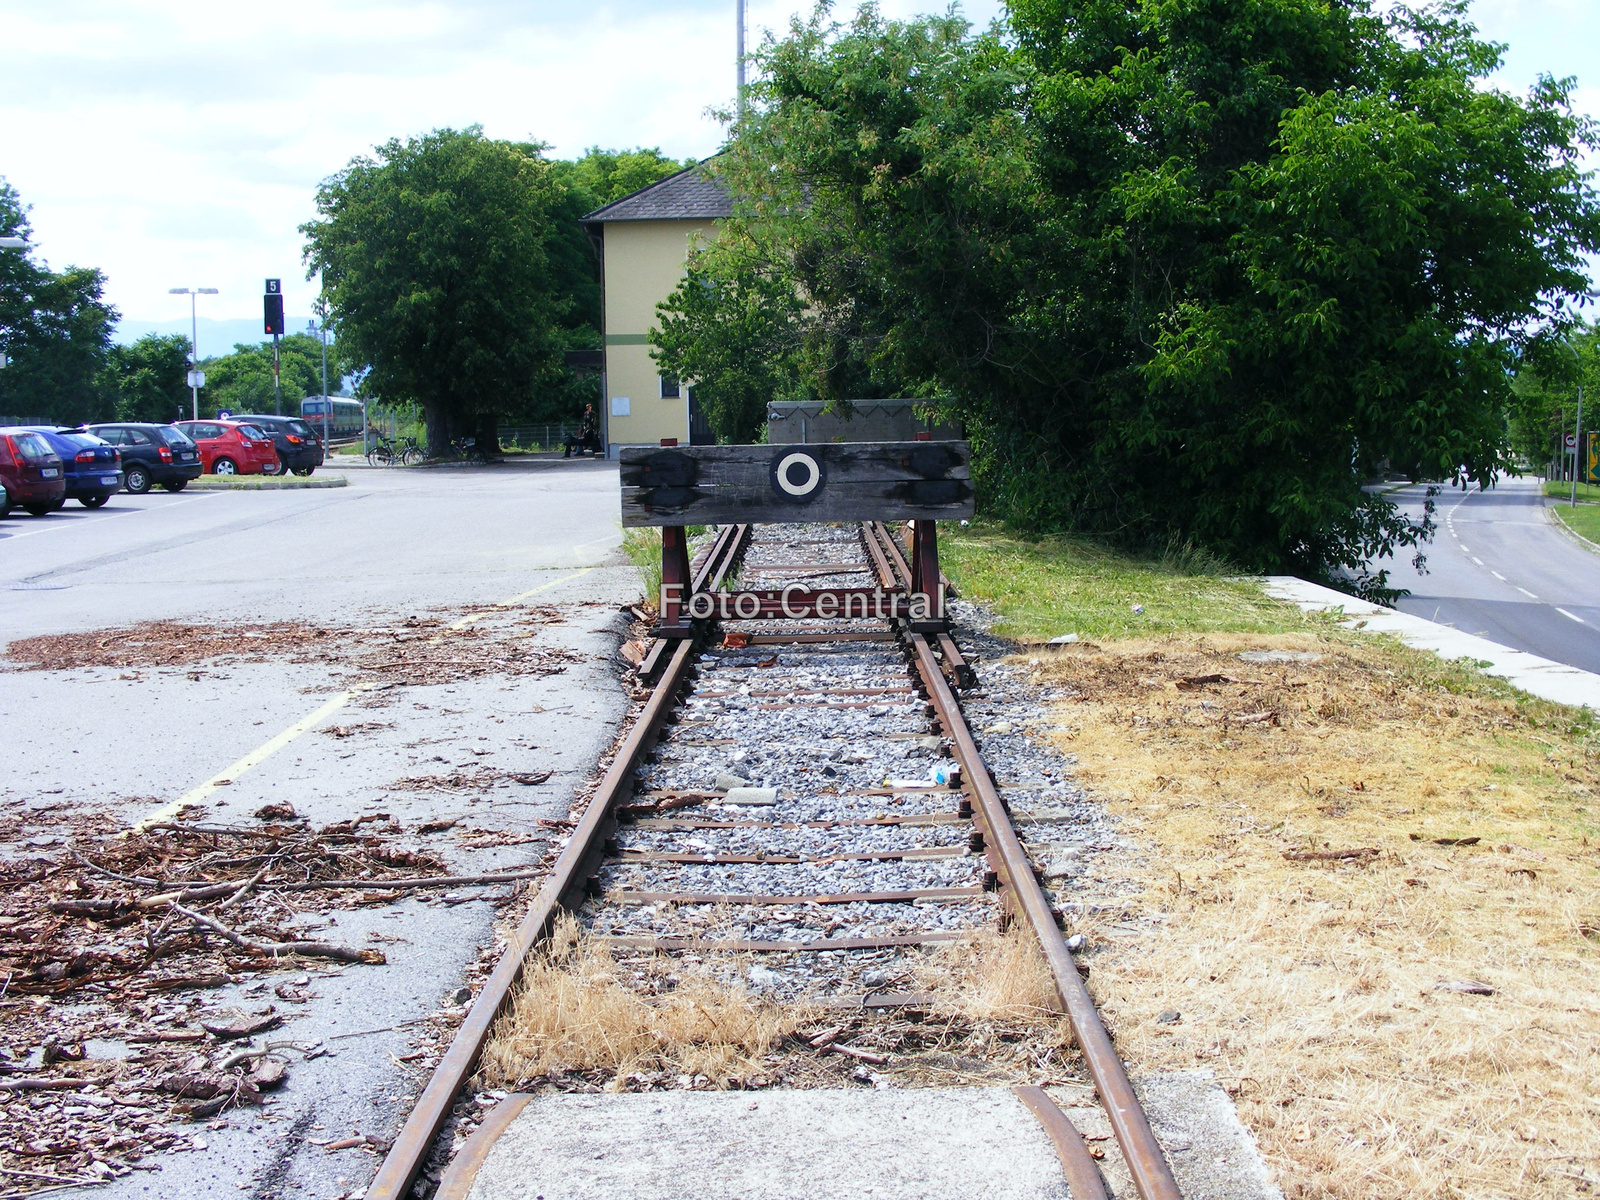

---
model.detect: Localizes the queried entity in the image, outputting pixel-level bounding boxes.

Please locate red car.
[174,420,281,476]
[0,427,68,517]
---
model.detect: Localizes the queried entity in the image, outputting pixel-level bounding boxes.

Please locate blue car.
[24,428,124,509]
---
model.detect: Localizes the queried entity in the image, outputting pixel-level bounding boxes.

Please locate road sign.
[1566,433,1579,450]
[217,409,232,420]
[186,370,205,388]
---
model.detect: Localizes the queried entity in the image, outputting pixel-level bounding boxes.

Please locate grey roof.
[581,163,732,224]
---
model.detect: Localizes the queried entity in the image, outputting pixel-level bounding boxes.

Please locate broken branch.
[166,902,383,964]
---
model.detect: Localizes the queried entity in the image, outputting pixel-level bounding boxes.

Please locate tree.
[1509,320,1599,473]
[302,127,581,454]
[559,147,698,209]
[103,333,190,423]
[0,177,118,425]
[690,2,1600,592]
[198,332,354,418]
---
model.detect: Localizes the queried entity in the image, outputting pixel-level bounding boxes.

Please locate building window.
[660,375,681,399]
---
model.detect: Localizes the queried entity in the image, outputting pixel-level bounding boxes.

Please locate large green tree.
[302,127,576,453]
[103,333,190,423]
[672,2,1600,592]
[0,177,118,425]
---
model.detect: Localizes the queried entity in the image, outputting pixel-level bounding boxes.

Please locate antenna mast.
[736,0,746,119]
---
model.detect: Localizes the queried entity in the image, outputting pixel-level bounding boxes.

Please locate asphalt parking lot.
[0,458,638,1199]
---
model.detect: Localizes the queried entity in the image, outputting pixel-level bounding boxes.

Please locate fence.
[353,421,583,454]
[497,424,582,452]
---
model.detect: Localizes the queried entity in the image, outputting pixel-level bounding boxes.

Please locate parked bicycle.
[367,435,424,467]
[447,436,491,465]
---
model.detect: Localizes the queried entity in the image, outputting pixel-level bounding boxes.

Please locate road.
[1373,473,1600,675]
[0,458,637,1199]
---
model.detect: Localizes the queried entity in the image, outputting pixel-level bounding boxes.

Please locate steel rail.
[904,629,1182,1200]
[367,525,758,1197]
[365,636,696,1200]
[1013,1086,1112,1200]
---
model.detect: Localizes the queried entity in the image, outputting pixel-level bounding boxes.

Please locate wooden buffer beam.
[621,440,974,637]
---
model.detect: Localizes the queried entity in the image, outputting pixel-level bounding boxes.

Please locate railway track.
[368,520,1181,1200]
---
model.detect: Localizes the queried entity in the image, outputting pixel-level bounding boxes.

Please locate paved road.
[1373,474,1600,675]
[0,459,638,1199]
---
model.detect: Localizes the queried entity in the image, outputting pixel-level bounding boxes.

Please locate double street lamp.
[169,286,219,420]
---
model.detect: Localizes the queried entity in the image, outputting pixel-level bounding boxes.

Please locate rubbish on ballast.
[1433,980,1495,996]
[722,787,779,806]
[1047,633,1079,645]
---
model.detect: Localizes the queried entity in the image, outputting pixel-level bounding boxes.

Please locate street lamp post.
[169,287,219,420]
[1563,334,1587,508]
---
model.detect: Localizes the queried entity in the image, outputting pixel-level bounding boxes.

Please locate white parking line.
[1556,608,1586,625]
[0,493,213,541]
[1517,587,1540,600]
[129,566,597,832]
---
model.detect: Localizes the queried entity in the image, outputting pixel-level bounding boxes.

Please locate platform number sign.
[770,448,825,503]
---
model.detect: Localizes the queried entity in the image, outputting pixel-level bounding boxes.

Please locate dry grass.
[478,921,1077,1094]
[479,916,814,1089]
[1025,631,1600,1199]
[912,926,1062,1023]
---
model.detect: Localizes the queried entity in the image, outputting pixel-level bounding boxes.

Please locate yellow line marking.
[436,567,595,635]
[131,684,374,832]
[131,567,596,832]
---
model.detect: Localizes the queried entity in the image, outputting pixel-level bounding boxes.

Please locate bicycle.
[448,436,491,465]
[367,436,424,466]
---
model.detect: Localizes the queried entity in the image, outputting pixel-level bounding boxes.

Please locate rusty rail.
[904,627,1182,1200]
[1013,1085,1112,1200]
[367,519,1178,1200]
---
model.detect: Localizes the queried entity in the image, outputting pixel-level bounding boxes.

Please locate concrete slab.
[444,1079,1282,1200]
[1262,575,1600,710]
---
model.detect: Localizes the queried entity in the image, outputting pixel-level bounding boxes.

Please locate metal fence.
[496,424,581,452]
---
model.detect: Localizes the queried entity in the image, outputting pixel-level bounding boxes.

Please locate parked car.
[0,427,68,517]
[230,414,324,476]
[172,420,280,476]
[23,428,124,508]
[86,423,204,494]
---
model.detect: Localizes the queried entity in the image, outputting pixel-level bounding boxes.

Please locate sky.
[0,0,1593,352]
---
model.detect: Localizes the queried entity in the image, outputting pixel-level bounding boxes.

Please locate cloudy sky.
[0,0,1592,345]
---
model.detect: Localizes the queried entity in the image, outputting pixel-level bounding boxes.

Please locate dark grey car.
[228,414,325,476]
[87,423,203,494]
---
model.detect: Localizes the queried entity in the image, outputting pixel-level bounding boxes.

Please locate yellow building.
[582,163,730,454]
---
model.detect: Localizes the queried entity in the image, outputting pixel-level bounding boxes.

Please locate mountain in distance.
[115,316,324,360]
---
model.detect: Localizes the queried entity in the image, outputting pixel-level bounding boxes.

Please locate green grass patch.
[620,525,709,604]
[1541,479,1600,502]
[1550,502,1600,546]
[940,520,1314,642]
[188,475,347,490]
